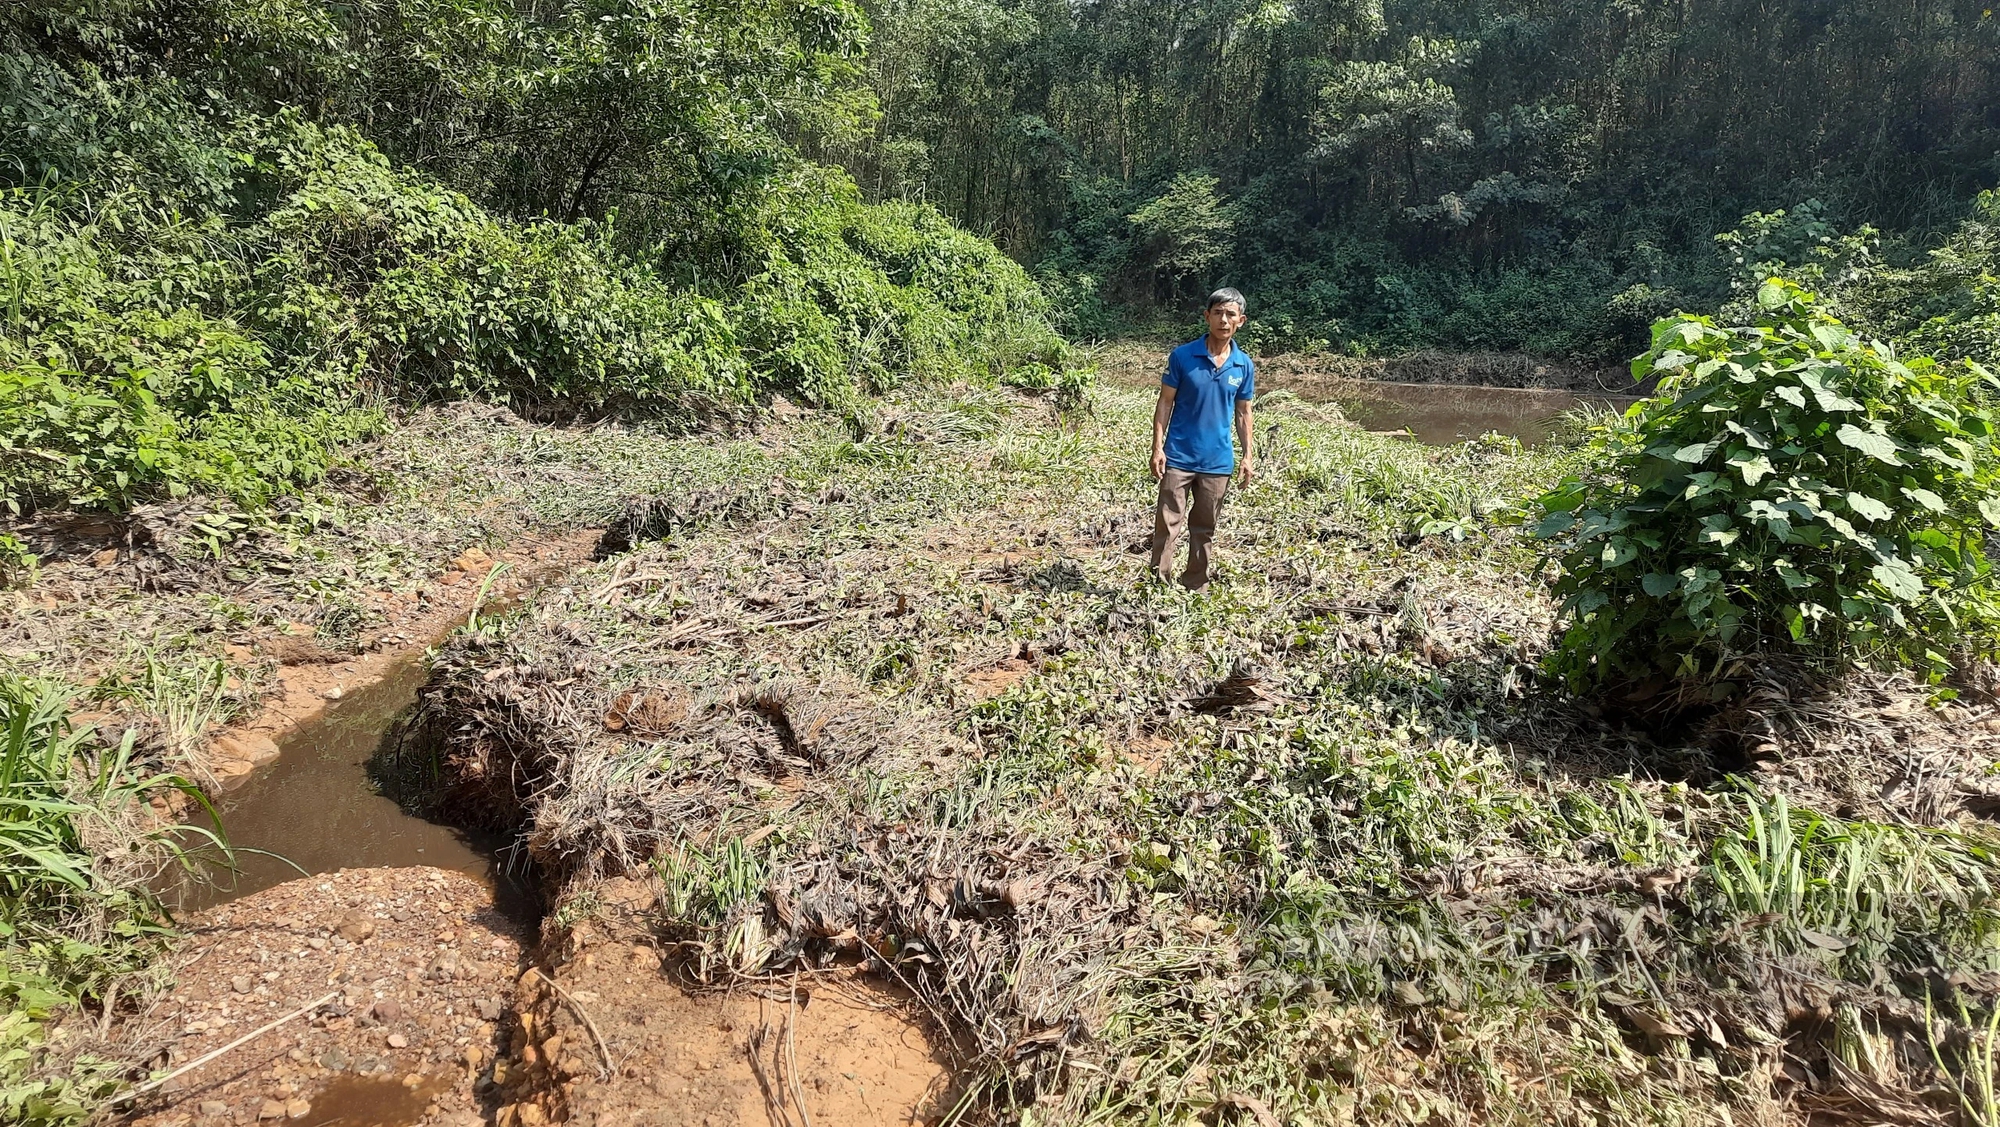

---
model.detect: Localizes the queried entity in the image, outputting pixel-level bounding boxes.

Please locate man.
[1150,288,1255,590]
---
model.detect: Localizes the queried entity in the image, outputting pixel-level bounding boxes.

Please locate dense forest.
[838,0,2000,356]
[0,0,1063,512]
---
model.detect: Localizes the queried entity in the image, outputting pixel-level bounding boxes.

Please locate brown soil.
[125,868,529,1127]
[126,868,953,1127]
[520,878,952,1127]
[208,531,600,788]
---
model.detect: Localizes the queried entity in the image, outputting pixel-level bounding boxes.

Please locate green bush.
[247,120,751,414]
[0,29,1069,513]
[0,676,212,1125]
[0,187,375,513]
[735,171,1065,405]
[1533,279,2000,691]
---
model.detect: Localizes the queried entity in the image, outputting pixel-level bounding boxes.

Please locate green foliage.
[1702,787,1998,975]
[248,119,750,414]
[737,173,1063,404]
[1842,191,2000,370]
[0,0,1063,513]
[845,0,1998,358]
[0,675,217,1126]
[0,535,34,587]
[1000,361,1096,414]
[1534,280,2000,689]
[1126,173,1240,296]
[0,186,376,513]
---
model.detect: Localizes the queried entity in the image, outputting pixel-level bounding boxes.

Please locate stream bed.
[184,657,530,915]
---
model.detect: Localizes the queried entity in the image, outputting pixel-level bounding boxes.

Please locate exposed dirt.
[206,530,601,788]
[124,868,529,1127]
[124,867,952,1127]
[514,879,952,1127]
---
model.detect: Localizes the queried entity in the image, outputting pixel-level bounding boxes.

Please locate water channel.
[183,657,530,915]
[192,379,1646,909]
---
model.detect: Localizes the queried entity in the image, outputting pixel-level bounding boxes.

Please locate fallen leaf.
[1219,1093,1281,1127]
[1620,1006,1689,1039]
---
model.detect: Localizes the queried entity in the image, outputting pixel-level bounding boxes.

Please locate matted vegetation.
[411,380,2000,1124]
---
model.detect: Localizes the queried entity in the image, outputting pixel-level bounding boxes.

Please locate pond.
[1319,380,1638,446]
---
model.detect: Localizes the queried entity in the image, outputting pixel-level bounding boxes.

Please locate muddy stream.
[184,656,528,916]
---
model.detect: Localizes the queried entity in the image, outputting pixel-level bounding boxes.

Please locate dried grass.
[402,382,2000,1125]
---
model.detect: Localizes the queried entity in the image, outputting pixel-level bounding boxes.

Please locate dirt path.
[126,868,527,1127]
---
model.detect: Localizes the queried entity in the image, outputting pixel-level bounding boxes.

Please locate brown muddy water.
[1328,380,1637,445]
[182,657,529,914]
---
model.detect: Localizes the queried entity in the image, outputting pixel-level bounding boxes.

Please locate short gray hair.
[1206,287,1247,315]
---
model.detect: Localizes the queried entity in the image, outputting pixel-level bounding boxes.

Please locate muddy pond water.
[194,379,1641,907]
[1324,380,1638,445]
[185,657,531,914]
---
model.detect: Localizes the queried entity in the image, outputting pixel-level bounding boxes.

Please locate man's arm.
[1235,397,1254,484]
[1151,385,1176,479]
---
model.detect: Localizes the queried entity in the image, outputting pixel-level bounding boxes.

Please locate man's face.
[1205,301,1245,343]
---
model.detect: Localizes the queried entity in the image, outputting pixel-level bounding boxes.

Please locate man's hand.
[1237,458,1255,486]
[1150,448,1167,479]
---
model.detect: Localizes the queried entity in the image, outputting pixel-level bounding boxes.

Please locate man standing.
[1150,288,1255,590]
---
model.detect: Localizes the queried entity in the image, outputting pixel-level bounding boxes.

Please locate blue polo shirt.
[1162,336,1255,475]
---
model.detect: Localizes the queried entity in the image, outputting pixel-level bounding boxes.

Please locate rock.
[308,937,326,950]
[232,975,253,994]
[323,686,345,701]
[199,1101,229,1117]
[465,1045,488,1070]
[212,757,258,781]
[477,998,503,1022]
[211,732,280,769]
[371,999,402,1023]
[258,1100,287,1120]
[387,1033,409,1049]
[285,1100,310,1120]
[335,913,377,942]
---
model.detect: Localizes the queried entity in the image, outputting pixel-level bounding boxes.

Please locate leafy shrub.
[0,676,212,1125]
[735,171,1064,405]
[247,120,750,414]
[1000,361,1096,414]
[0,187,376,513]
[1534,279,2000,691]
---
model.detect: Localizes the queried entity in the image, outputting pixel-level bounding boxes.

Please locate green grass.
[0,675,223,1125]
[405,377,2000,1124]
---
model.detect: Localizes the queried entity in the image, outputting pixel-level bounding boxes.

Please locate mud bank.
[126,867,951,1127]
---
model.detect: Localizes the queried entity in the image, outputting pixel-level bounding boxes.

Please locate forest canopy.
[835,0,2000,358]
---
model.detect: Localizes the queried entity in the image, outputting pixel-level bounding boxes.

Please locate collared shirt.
[1161,336,1255,474]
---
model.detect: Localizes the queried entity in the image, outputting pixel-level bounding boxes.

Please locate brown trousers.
[1151,468,1231,589]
